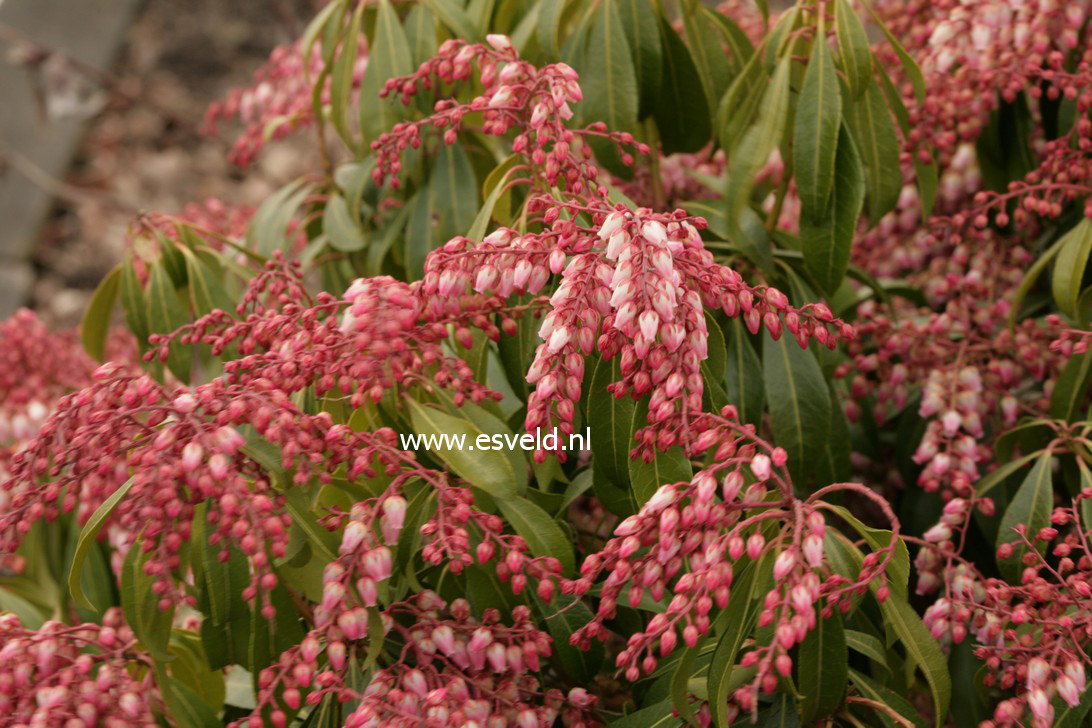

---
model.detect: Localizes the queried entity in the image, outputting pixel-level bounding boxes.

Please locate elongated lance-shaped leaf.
[845,76,902,224]
[794,13,842,218]
[801,124,865,295]
[1052,217,1092,320]
[581,0,639,176]
[996,451,1054,583]
[834,0,872,98]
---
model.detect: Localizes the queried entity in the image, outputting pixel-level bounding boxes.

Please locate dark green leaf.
[146,260,191,381]
[762,331,831,487]
[360,0,414,144]
[330,5,363,151]
[617,0,661,118]
[761,692,802,727]
[655,18,711,154]
[536,0,569,59]
[844,77,902,224]
[794,19,842,217]
[799,611,848,722]
[628,400,692,506]
[120,258,150,348]
[681,1,731,122]
[587,357,636,492]
[421,0,481,40]
[582,0,638,176]
[802,124,864,295]
[879,597,951,727]
[536,592,605,682]
[849,668,929,728]
[1051,349,1092,422]
[246,179,311,257]
[725,318,765,426]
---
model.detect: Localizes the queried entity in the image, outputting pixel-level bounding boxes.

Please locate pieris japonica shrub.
[5,0,1092,725]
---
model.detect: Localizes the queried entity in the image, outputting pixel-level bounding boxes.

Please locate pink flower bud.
[181,442,204,473]
[469,627,493,654]
[750,454,771,481]
[340,521,367,554]
[208,453,230,480]
[773,550,796,579]
[362,546,392,581]
[746,534,765,560]
[803,535,824,568]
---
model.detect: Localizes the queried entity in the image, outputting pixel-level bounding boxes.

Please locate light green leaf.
[879,597,951,727]
[81,266,120,362]
[324,191,367,252]
[469,155,521,241]
[246,179,311,257]
[996,451,1053,583]
[360,0,414,145]
[794,17,842,217]
[1052,349,1092,422]
[844,629,890,675]
[726,58,791,241]
[69,478,134,610]
[1052,217,1092,319]
[497,496,574,574]
[404,398,518,499]
[330,5,363,151]
[422,0,483,42]
[121,535,175,662]
[834,0,872,99]
[536,0,570,59]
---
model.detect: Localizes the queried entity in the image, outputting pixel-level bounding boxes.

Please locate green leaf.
[681,1,731,122]
[726,58,791,241]
[420,142,478,274]
[324,191,367,252]
[587,357,636,492]
[708,552,772,727]
[360,0,414,145]
[158,671,222,728]
[802,124,864,295]
[283,487,340,563]
[404,4,437,66]
[120,258,150,348]
[654,18,711,154]
[823,504,909,597]
[81,265,120,362]
[422,0,483,42]
[834,0,872,99]
[725,318,765,426]
[180,247,235,316]
[497,496,574,574]
[470,154,521,240]
[670,646,699,726]
[1051,349,1092,422]
[879,596,951,727]
[404,398,518,499]
[535,591,604,682]
[1054,684,1092,728]
[536,0,569,59]
[617,0,661,118]
[760,694,801,727]
[861,0,925,104]
[799,611,848,722]
[606,701,676,727]
[246,179,311,257]
[1052,217,1092,320]
[146,259,190,381]
[849,668,928,728]
[582,0,638,176]
[844,629,890,675]
[996,451,1054,583]
[330,5,363,151]
[717,50,768,156]
[628,401,693,506]
[121,536,175,662]
[704,8,754,77]
[248,582,304,676]
[794,17,842,217]
[69,478,135,610]
[762,331,831,487]
[844,77,902,224]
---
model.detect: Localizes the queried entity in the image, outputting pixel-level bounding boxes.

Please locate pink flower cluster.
[344,593,597,727]
[0,610,160,726]
[204,31,368,166]
[562,409,899,716]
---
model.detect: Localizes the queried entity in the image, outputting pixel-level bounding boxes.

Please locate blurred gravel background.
[0,0,323,327]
